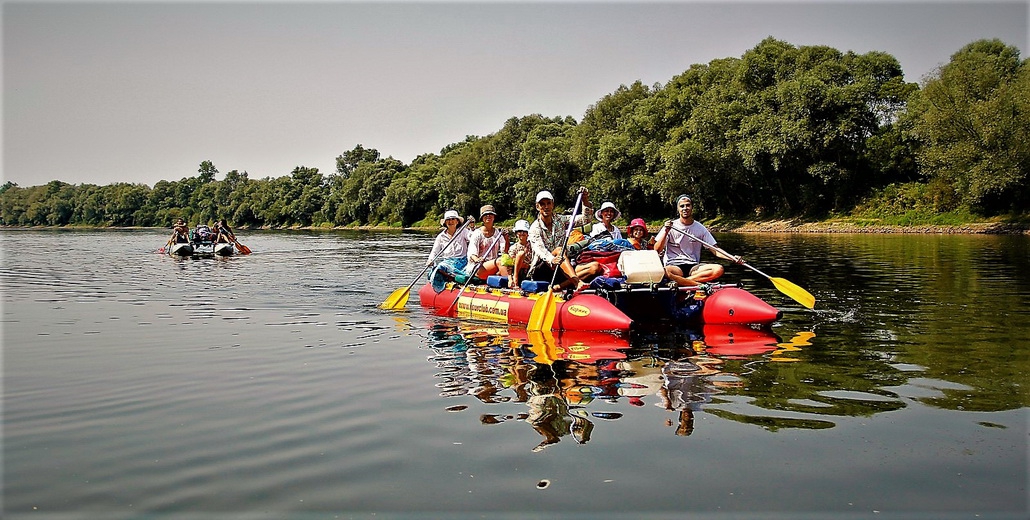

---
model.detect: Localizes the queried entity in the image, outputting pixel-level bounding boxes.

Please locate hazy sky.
[3,1,1027,187]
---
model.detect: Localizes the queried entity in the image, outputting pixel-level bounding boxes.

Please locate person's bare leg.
[685,263,724,284]
[664,265,698,287]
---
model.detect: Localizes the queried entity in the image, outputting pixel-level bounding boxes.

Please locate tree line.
[3,38,1027,229]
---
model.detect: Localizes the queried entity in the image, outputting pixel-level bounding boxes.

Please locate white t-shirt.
[663,220,715,266]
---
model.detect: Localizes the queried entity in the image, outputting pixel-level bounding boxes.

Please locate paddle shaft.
[381,218,474,309]
[421,218,475,283]
[446,228,507,313]
[670,226,815,308]
[528,190,586,332]
[547,190,586,287]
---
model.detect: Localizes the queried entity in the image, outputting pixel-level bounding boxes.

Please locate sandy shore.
[710,220,1029,234]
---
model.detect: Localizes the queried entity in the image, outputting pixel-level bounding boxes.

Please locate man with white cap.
[527,188,600,291]
[653,194,743,286]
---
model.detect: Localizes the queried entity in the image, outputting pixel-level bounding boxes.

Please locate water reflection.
[419,318,894,449]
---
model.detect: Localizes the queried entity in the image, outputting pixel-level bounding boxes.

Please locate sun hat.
[480,204,496,218]
[440,209,461,226]
[628,218,647,232]
[594,201,621,221]
[535,190,554,203]
[513,219,530,233]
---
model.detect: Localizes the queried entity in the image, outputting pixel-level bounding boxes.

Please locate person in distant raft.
[170,218,190,243]
[652,195,743,286]
[213,219,235,243]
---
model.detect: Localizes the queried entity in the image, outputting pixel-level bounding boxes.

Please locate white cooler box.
[617,250,666,283]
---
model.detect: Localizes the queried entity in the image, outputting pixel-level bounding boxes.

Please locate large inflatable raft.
[418,280,782,334]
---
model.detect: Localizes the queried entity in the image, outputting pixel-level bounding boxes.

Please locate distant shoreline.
[5,221,1028,235]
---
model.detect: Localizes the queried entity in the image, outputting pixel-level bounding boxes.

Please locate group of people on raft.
[169,218,238,246]
[426,188,745,293]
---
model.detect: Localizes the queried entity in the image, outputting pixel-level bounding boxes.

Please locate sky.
[3,1,1027,188]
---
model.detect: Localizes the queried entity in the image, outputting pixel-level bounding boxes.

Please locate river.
[3,228,1027,519]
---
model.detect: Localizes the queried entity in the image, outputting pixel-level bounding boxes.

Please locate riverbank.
[706,219,1030,234]
[6,219,1029,234]
[374,219,1030,235]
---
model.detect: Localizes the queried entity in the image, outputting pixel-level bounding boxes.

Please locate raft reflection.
[424,320,829,450]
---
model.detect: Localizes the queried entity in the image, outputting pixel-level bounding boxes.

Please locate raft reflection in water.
[424,320,812,451]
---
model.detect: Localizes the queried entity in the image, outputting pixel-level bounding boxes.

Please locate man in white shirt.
[652,195,743,286]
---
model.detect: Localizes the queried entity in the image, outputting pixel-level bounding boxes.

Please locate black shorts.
[526,262,573,285]
[668,261,699,275]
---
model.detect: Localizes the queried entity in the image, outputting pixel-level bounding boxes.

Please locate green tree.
[906,39,1029,213]
[198,160,219,183]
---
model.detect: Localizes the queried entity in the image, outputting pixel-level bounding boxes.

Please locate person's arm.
[510,249,526,288]
[467,230,482,263]
[653,220,673,252]
[427,233,443,265]
[579,187,592,223]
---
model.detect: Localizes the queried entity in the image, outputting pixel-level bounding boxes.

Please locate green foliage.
[3,37,1025,229]
[906,39,1029,214]
[851,181,978,225]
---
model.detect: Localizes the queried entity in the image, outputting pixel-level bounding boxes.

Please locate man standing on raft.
[653,194,743,286]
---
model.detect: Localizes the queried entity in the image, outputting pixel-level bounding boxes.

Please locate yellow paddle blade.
[526,330,560,365]
[770,277,816,309]
[527,290,558,331]
[380,286,411,310]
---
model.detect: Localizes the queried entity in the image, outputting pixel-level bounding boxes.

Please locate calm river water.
[3,228,1028,520]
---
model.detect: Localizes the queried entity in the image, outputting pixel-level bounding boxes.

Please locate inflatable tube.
[419,283,633,333]
[701,287,782,326]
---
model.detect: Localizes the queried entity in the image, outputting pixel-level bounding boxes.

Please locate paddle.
[157,237,173,254]
[380,217,474,310]
[215,224,251,255]
[674,228,816,309]
[528,190,585,332]
[445,228,508,315]
[228,234,252,255]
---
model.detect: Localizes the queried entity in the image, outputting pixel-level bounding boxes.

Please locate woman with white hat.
[427,209,473,291]
[590,201,623,240]
[427,210,471,265]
